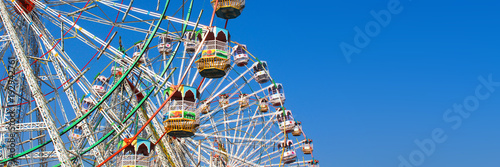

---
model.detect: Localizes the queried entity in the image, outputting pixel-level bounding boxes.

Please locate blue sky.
[228,0,500,166]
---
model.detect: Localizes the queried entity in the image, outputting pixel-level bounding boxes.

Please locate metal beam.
[0,1,73,166]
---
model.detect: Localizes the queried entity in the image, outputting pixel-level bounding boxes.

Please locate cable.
[1,0,121,108]
[94,0,175,166]
[96,0,197,166]
[0,0,95,163]
[232,41,294,167]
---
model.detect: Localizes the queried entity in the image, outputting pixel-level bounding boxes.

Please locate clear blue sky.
[229,0,500,166]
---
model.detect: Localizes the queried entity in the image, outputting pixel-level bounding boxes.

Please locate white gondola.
[277,109,295,133]
[232,44,249,67]
[276,140,296,163]
[92,76,108,96]
[184,31,198,53]
[239,94,249,108]
[292,121,302,136]
[259,98,268,112]
[200,100,210,114]
[302,139,313,154]
[283,150,297,164]
[132,42,148,64]
[268,83,285,106]
[219,94,229,108]
[81,98,95,114]
[253,61,270,84]
[158,34,173,54]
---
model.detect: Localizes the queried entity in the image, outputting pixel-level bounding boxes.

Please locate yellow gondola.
[163,85,200,137]
[211,0,245,19]
[196,27,231,78]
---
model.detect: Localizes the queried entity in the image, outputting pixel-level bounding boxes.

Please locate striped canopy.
[165,85,200,101]
[197,27,231,42]
[118,137,155,156]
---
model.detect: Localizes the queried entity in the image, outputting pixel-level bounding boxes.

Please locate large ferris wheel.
[0,0,319,166]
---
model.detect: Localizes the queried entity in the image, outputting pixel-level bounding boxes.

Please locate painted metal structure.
[0,0,318,166]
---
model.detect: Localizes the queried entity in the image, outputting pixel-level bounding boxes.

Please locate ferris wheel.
[0,0,319,166]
